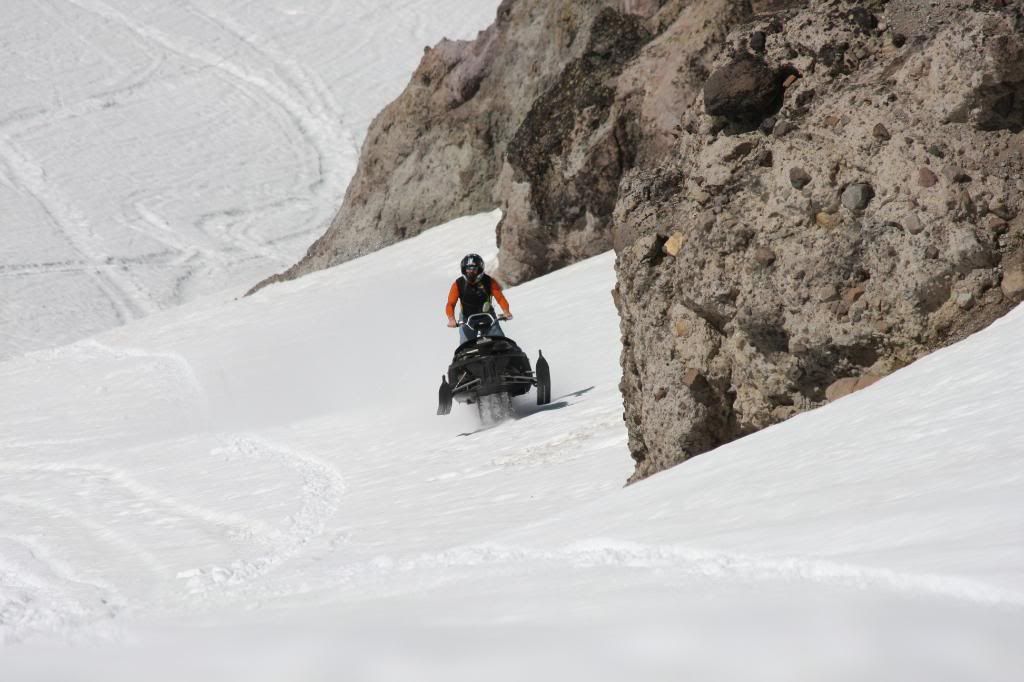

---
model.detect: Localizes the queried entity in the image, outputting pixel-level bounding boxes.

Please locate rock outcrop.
[258,0,1024,484]
[614,0,1024,481]
[252,0,751,291]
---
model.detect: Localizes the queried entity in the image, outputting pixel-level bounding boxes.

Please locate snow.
[1,210,1023,680]
[2,2,1023,679]
[0,0,501,360]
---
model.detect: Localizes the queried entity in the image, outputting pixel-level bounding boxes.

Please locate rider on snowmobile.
[445,253,512,344]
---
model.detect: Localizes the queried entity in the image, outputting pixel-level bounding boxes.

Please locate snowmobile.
[437,313,551,422]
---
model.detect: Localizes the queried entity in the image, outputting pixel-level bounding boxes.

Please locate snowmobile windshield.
[465,314,496,333]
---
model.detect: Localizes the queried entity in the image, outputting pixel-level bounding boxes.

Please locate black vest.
[457,274,493,317]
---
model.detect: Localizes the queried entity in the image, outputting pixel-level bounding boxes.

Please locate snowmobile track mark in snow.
[176,435,346,603]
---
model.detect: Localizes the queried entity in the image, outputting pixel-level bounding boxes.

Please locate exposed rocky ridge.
[251,0,667,292]
[251,0,750,292]
[255,0,1023,484]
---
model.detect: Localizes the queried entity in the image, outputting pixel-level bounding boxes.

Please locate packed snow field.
[0,0,500,360]
[1,211,1023,680]
[3,2,1024,679]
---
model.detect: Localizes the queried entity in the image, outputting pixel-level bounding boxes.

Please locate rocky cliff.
[258,0,1024,483]
[615,0,1024,481]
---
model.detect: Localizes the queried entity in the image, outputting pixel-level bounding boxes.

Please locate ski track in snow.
[0,139,148,323]
[60,0,342,199]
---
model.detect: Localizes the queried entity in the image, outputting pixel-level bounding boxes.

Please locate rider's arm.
[490,279,511,316]
[445,281,460,323]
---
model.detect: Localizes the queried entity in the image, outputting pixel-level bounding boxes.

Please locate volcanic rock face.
[252,0,599,290]
[614,0,1024,481]
[262,0,1023,484]
[253,0,749,291]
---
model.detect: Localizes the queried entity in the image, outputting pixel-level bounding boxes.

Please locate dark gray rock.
[841,183,874,210]
[789,167,812,189]
[703,52,783,124]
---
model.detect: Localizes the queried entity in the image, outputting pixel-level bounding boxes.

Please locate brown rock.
[872,123,891,140]
[753,247,777,266]
[924,245,940,259]
[904,213,924,234]
[681,368,708,389]
[917,167,939,187]
[826,373,882,402]
[663,231,686,256]
[816,211,839,228]
[842,285,866,305]
[1002,265,1024,299]
[825,377,859,401]
[986,217,1010,235]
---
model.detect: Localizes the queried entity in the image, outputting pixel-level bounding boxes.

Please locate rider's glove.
[503,313,513,320]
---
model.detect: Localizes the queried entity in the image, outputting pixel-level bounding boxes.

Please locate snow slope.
[1,211,1023,681]
[0,0,500,360]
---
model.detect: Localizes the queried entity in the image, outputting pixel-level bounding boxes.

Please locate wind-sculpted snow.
[0,0,501,360]
[1,213,1022,679]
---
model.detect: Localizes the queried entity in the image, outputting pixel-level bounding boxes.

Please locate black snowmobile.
[437,313,551,422]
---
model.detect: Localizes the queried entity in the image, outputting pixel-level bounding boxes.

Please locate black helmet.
[460,253,484,277]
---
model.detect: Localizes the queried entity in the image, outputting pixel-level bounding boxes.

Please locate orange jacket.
[446,276,510,321]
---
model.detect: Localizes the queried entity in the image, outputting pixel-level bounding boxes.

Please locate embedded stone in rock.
[773,119,796,137]
[1002,264,1024,299]
[753,246,777,266]
[991,201,1017,221]
[842,285,866,306]
[814,283,839,302]
[724,141,755,161]
[904,213,924,234]
[789,167,812,189]
[918,167,939,187]
[986,217,1010,235]
[872,123,891,140]
[943,166,971,183]
[956,292,975,310]
[841,182,874,210]
[924,245,940,259]
[826,373,882,402]
[663,231,685,257]
[845,7,878,33]
[750,30,766,53]
[681,368,709,389]
[703,53,783,124]
[816,211,839,228]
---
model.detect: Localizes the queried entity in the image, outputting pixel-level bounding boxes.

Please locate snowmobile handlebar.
[453,312,511,332]
[458,313,510,327]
